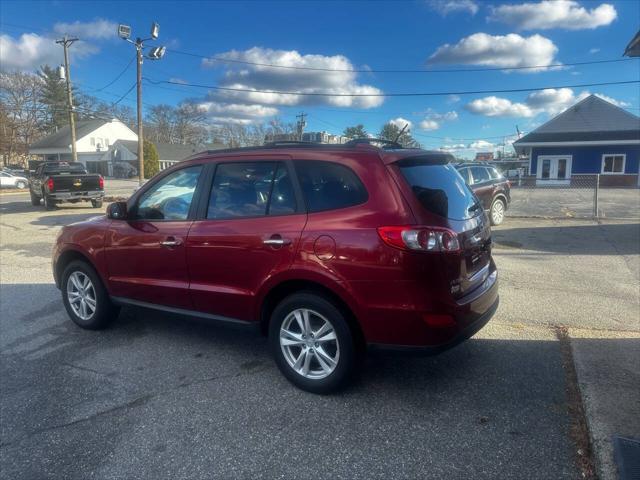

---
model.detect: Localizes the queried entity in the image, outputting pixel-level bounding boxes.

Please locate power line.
[143,77,640,98]
[168,48,638,73]
[111,82,137,106]
[94,55,136,92]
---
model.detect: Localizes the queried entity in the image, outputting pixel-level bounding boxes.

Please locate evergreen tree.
[143,139,160,179]
[38,65,68,133]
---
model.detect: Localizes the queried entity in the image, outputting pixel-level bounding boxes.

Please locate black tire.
[61,260,119,330]
[91,199,103,208]
[30,190,41,206]
[269,292,356,394]
[43,189,56,210]
[489,198,506,226]
[16,181,27,189]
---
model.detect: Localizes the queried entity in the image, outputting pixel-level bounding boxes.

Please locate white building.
[29,119,138,175]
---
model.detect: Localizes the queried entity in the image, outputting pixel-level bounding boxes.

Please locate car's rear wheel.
[490,198,506,226]
[43,190,56,210]
[61,260,119,330]
[30,190,40,206]
[16,181,26,189]
[269,292,356,394]
[91,199,103,208]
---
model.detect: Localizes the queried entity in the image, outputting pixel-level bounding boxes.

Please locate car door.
[104,164,204,309]
[0,172,10,187]
[469,166,494,210]
[186,158,306,321]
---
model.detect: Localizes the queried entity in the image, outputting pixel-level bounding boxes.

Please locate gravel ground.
[1,196,638,479]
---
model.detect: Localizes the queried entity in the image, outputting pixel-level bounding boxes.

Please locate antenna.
[394,123,409,143]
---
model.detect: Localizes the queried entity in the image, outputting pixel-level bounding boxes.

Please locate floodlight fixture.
[150,22,160,40]
[118,24,131,40]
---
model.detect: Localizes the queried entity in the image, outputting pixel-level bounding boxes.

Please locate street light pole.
[136,39,144,183]
[118,22,165,186]
[56,36,79,163]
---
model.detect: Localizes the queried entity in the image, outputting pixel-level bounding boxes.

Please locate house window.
[90,137,95,146]
[601,154,625,175]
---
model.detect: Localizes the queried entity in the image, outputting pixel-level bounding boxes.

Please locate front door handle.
[160,237,182,248]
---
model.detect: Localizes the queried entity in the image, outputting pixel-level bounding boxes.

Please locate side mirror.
[107,201,128,220]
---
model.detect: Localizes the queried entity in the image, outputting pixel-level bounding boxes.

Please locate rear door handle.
[160,237,182,248]
[263,237,292,246]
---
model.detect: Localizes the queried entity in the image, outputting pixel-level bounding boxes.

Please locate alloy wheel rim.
[67,271,97,321]
[280,308,340,380]
[492,201,504,223]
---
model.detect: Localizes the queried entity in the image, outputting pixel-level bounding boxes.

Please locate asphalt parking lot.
[1,193,638,479]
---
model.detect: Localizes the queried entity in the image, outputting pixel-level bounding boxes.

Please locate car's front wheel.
[15,181,26,189]
[61,260,119,330]
[269,292,356,394]
[30,190,40,206]
[490,198,506,226]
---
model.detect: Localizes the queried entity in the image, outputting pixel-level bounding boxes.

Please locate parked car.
[455,163,511,226]
[52,140,498,393]
[0,170,29,189]
[29,161,104,209]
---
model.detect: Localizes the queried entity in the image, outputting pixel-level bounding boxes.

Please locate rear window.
[294,161,367,213]
[397,157,479,220]
[42,162,86,175]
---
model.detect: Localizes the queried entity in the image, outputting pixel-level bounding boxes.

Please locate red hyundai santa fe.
[52,139,498,393]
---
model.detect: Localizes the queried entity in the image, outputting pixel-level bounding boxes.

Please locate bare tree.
[0,71,45,165]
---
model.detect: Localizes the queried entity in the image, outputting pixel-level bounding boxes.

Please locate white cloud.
[447,94,461,104]
[589,48,601,54]
[469,140,494,150]
[427,0,479,16]
[203,47,384,109]
[428,33,558,72]
[198,101,279,124]
[489,1,617,30]
[53,19,118,39]
[465,89,630,118]
[0,33,62,72]
[465,96,535,117]
[420,120,440,130]
[389,117,413,130]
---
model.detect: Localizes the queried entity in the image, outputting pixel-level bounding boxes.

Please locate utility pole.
[295,112,307,141]
[118,22,166,185]
[56,36,78,162]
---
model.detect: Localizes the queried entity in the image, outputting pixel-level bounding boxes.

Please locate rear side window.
[488,167,502,180]
[294,161,367,213]
[207,162,296,219]
[470,167,491,184]
[397,157,479,220]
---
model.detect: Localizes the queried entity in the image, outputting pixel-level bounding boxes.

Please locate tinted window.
[294,161,367,213]
[470,167,491,184]
[488,167,502,180]
[135,165,202,220]
[457,167,471,184]
[398,158,479,220]
[42,162,86,175]
[208,162,289,219]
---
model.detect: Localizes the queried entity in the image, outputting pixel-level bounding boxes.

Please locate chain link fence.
[506,174,640,220]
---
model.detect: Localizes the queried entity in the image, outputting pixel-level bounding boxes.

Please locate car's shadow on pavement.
[494,222,640,255]
[1,282,583,479]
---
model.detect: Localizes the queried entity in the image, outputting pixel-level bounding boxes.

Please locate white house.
[29,119,138,175]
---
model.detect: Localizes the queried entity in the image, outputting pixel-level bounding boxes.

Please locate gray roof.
[115,141,226,161]
[30,119,108,149]
[515,95,640,144]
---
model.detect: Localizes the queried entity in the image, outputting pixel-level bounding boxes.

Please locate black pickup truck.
[29,162,104,210]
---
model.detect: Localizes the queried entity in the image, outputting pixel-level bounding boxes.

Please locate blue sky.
[2,0,639,157]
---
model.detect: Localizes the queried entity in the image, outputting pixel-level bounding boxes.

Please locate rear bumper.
[368,295,498,354]
[48,190,104,200]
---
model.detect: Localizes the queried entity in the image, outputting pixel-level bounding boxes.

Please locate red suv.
[53,140,498,393]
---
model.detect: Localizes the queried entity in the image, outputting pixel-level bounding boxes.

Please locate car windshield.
[397,156,480,220]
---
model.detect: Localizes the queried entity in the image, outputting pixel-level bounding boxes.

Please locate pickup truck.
[29,162,104,210]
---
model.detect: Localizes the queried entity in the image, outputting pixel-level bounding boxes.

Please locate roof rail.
[344,137,403,149]
[263,140,320,147]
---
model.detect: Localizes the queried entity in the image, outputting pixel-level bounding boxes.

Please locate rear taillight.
[47,178,54,191]
[99,176,104,189]
[377,226,461,253]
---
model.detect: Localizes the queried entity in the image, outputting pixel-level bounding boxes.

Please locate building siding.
[531,145,640,175]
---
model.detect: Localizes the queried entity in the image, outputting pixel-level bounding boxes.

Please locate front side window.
[488,167,502,180]
[294,161,367,213]
[135,165,202,220]
[208,162,296,219]
[470,166,491,184]
[602,155,625,174]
